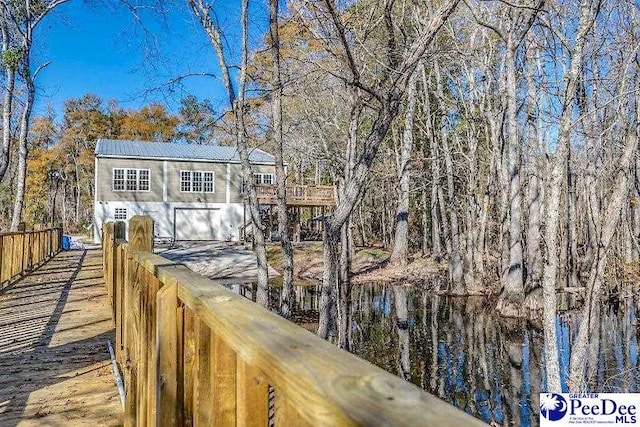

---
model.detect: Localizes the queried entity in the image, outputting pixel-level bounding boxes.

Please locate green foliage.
[178,95,217,144]
[16,93,186,230]
[1,47,24,70]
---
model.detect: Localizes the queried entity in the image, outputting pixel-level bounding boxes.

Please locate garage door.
[174,208,221,241]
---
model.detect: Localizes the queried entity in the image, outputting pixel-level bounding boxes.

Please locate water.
[227,281,640,426]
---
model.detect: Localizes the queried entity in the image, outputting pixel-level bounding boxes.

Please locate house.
[93,139,276,243]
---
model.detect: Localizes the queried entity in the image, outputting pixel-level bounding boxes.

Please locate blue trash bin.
[61,235,71,250]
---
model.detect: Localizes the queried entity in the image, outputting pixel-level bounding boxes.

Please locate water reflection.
[226,281,640,427]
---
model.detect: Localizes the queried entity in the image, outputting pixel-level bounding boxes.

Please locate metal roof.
[94,139,275,164]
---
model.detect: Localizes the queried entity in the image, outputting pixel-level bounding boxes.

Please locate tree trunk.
[270,0,294,318]
[524,39,543,310]
[580,53,601,269]
[422,189,429,256]
[435,65,463,293]
[0,22,15,182]
[312,0,461,337]
[568,87,639,391]
[10,66,35,230]
[338,219,352,349]
[188,0,270,307]
[393,284,411,380]
[442,130,464,292]
[318,222,339,339]
[566,147,580,288]
[541,0,596,392]
[0,65,15,183]
[497,37,525,316]
[423,69,443,259]
[390,71,417,265]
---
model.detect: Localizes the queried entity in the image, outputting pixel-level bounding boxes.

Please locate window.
[113,168,150,192]
[203,172,214,193]
[114,169,125,191]
[193,171,203,192]
[114,208,127,220]
[254,173,274,185]
[126,169,137,191]
[180,170,215,193]
[139,170,149,191]
[181,171,191,192]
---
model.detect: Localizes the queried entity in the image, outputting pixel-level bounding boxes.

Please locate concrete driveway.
[155,241,279,282]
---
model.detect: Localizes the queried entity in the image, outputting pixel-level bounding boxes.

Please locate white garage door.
[174,208,221,241]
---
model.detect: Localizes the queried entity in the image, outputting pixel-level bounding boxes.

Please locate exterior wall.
[166,161,227,203]
[252,164,276,175]
[228,164,244,203]
[94,155,276,243]
[96,156,277,204]
[228,163,277,203]
[96,158,164,202]
[93,201,245,243]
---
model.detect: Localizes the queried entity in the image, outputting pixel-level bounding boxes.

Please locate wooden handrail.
[254,184,336,206]
[0,226,63,290]
[102,216,484,427]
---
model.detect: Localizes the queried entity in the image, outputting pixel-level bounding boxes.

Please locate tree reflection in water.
[229,281,640,427]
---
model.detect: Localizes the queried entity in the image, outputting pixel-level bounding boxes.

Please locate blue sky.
[32,0,271,118]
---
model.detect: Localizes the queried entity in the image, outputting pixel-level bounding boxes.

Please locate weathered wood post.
[156,280,181,427]
[268,205,273,242]
[124,215,154,427]
[45,223,51,258]
[237,359,269,425]
[114,221,126,361]
[294,207,301,243]
[16,223,26,274]
[24,230,31,272]
[104,222,115,301]
[0,235,4,287]
[33,224,42,265]
[13,231,22,278]
[129,216,153,253]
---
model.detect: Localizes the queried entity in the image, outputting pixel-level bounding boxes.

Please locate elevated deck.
[254,184,335,206]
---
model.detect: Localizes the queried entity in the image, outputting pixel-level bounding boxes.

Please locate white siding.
[93,201,244,243]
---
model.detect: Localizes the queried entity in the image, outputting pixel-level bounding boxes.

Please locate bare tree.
[540,0,600,392]
[2,0,69,230]
[295,0,461,341]
[390,71,418,266]
[269,0,295,318]
[0,16,16,182]
[568,71,639,392]
[187,0,270,306]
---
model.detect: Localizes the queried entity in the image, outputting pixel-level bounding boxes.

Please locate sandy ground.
[266,243,447,284]
[156,241,280,282]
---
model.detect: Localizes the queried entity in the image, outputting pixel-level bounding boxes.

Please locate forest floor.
[266,243,447,284]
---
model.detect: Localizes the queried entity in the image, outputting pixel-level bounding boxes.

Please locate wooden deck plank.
[0,249,123,426]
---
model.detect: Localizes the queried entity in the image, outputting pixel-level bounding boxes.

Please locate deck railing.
[0,225,62,290]
[254,184,336,206]
[102,215,483,427]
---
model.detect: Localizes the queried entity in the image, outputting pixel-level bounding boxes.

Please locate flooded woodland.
[230,280,640,427]
[1,0,640,425]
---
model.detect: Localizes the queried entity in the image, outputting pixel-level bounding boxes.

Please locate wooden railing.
[102,215,484,427]
[254,184,336,206]
[0,225,63,290]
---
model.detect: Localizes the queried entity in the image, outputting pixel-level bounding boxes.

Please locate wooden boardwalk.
[0,249,123,426]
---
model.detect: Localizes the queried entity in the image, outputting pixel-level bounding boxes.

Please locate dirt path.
[0,250,122,426]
